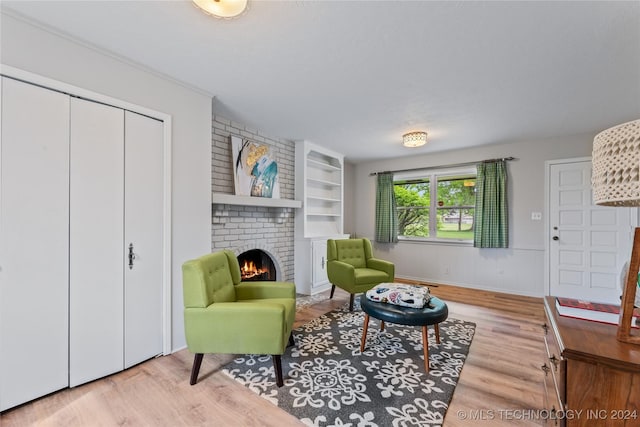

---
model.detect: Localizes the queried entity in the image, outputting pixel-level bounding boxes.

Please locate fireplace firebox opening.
[237,249,276,281]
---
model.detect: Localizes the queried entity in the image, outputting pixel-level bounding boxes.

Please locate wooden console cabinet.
[542,297,640,427]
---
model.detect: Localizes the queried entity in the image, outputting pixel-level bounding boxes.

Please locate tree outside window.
[395,172,476,241]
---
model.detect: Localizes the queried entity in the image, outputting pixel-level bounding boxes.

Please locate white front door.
[549,159,636,304]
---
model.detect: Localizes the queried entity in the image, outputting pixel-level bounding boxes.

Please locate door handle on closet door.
[552,236,559,241]
[128,243,136,269]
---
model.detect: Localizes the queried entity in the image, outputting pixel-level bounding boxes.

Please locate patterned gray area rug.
[222,299,476,426]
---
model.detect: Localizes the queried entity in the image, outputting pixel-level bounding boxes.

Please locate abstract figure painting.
[231,136,280,198]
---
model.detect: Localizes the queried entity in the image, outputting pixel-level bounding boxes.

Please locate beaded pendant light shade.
[402,131,428,148]
[591,118,640,345]
[592,119,640,206]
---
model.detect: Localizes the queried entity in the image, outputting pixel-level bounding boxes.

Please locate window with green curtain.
[474,160,508,248]
[375,172,398,243]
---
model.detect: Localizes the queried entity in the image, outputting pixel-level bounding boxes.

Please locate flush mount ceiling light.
[193,0,248,19]
[402,131,428,148]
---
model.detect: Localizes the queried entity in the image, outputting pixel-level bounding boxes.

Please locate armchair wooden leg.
[272,355,284,387]
[330,284,336,299]
[190,353,204,385]
[349,293,355,311]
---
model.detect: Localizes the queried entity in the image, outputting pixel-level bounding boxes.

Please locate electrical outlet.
[531,212,542,221]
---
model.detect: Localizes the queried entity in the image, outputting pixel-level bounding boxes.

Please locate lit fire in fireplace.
[241,260,267,280]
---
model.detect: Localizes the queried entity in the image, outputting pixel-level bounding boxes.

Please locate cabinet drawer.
[542,322,566,422]
[542,353,565,427]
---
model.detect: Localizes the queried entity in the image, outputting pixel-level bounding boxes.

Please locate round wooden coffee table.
[359,296,449,372]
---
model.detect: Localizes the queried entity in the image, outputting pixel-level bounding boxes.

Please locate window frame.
[394,167,476,245]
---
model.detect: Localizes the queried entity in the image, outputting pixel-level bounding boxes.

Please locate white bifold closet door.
[0,77,70,411]
[123,110,163,369]
[69,98,163,387]
[69,98,125,386]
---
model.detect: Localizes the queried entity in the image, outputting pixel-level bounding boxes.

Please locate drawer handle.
[541,363,551,375]
[542,323,548,334]
[549,354,559,369]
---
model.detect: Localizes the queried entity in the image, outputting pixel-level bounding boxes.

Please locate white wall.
[1,12,212,351]
[353,134,593,297]
[343,161,356,236]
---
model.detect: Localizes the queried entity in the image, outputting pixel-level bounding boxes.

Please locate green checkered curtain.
[474,161,509,248]
[375,172,398,243]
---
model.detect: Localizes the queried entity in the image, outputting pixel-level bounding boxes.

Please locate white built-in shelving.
[294,141,348,295]
[297,143,344,237]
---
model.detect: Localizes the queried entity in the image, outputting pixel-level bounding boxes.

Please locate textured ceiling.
[2,1,639,162]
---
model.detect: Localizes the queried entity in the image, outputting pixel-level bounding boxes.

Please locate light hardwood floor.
[1,282,546,426]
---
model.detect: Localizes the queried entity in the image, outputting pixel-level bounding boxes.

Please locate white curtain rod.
[369,157,516,176]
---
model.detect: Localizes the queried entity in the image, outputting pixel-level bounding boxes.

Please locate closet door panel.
[0,78,70,410]
[69,98,124,387]
[123,111,163,368]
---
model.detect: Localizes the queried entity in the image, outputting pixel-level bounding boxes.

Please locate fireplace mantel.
[211,193,302,209]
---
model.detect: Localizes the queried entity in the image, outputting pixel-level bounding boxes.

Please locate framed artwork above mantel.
[230,135,280,198]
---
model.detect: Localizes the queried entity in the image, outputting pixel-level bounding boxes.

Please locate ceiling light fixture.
[192,0,248,19]
[402,131,428,148]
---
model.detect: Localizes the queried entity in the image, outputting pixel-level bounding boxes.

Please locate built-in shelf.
[212,193,302,208]
[307,177,341,187]
[307,196,341,202]
[307,158,341,171]
[295,141,344,238]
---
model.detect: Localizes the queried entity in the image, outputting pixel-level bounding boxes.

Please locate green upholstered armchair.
[327,238,395,311]
[182,250,296,387]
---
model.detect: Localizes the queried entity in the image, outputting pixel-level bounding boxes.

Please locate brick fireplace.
[237,248,278,281]
[211,115,296,282]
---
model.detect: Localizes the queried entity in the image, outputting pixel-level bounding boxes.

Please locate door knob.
[552,236,559,241]
[128,243,136,269]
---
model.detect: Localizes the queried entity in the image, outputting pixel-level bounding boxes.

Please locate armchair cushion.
[235,281,296,300]
[328,238,369,268]
[182,251,236,308]
[184,299,294,355]
[354,268,390,285]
